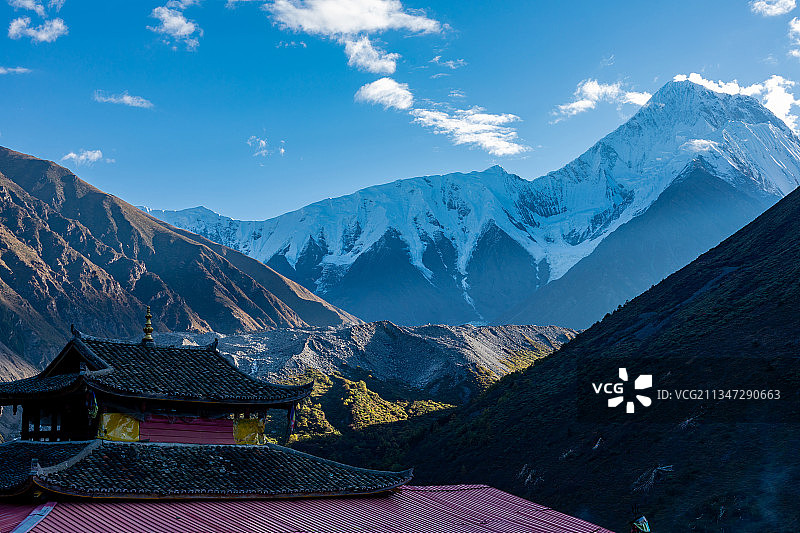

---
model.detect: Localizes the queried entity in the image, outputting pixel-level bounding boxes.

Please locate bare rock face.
[155,321,577,403]
[0,147,359,367]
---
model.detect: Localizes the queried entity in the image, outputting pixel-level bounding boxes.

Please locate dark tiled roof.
[0,334,312,406]
[0,440,412,499]
[0,373,81,400]
[0,441,92,496]
[78,337,312,404]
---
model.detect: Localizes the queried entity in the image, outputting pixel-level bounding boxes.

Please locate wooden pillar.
[49,411,60,442]
[21,405,29,440]
[30,405,40,441]
[283,403,297,445]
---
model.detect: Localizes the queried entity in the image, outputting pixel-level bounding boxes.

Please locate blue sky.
[1,0,800,219]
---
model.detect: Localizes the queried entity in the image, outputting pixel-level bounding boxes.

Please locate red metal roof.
[0,504,39,532]
[0,485,614,533]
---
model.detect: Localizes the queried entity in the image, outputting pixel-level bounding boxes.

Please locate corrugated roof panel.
[0,503,39,533]
[10,485,613,533]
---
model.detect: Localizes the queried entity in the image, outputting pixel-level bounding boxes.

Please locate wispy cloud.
[8,16,67,42]
[449,89,465,98]
[93,90,154,109]
[266,0,441,37]
[673,73,760,95]
[276,39,307,48]
[8,0,45,16]
[551,79,652,122]
[411,107,528,156]
[61,149,112,166]
[790,17,800,58]
[430,55,465,69]
[750,0,796,16]
[226,0,260,7]
[354,77,413,110]
[674,72,800,132]
[343,35,399,74]
[166,0,199,7]
[354,78,528,155]
[149,4,202,50]
[0,66,30,74]
[269,0,526,157]
[265,0,439,78]
[248,135,269,157]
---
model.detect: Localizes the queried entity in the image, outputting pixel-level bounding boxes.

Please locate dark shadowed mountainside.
[399,182,800,531]
[501,160,776,329]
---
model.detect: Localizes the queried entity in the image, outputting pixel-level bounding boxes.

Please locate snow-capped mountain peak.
[145,80,800,325]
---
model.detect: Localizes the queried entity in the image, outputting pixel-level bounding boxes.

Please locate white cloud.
[430,55,465,69]
[681,139,720,153]
[411,106,529,156]
[552,79,652,122]
[8,16,67,42]
[0,66,30,74]
[266,0,441,37]
[449,89,465,98]
[625,91,652,106]
[8,0,45,16]
[600,54,615,67]
[267,0,527,157]
[276,39,307,47]
[149,5,202,50]
[248,136,269,157]
[673,72,800,132]
[790,17,800,58]
[750,0,796,16]
[93,90,154,109]
[756,76,800,131]
[355,79,527,156]
[166,0,199,7]
[226,0,262,7]
[354,77,413,110]
[61,149,106,166]
[48,0,64,11]
[673,73,754,95]
[342,35,398,73]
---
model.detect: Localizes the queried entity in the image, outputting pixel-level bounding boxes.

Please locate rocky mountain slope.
[400,178,800,530]
[146,80,800,327]
[154,321,576,404]
[0,147,359,367]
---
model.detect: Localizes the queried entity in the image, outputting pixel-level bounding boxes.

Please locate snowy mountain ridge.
[144,80,800,323]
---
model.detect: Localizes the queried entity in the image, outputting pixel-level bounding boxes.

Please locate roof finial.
[142,306,154,345]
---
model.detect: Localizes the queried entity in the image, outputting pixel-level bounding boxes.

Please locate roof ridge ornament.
[70,324,82,338]
[142,307,155,346]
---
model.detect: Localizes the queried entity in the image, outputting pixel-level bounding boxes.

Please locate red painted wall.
[138,415,234,444]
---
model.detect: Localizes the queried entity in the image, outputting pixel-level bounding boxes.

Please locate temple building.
[3,309,311,446]
[0,310,613,532]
